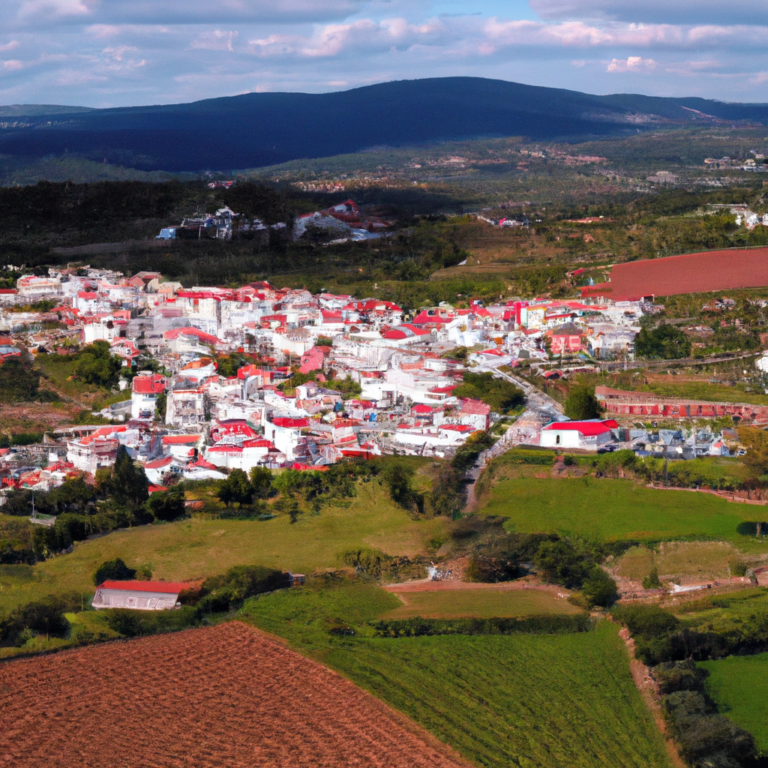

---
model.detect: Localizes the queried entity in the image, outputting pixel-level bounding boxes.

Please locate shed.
[92,580,190,611]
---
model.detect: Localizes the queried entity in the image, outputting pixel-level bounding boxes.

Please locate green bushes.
[505,448,554,465]
[453,372,524,413]
[372,614,593,638]
[193,565,290,615]
[0,593,80,647]
[339,548,425,581]
[451,430,496,473]
[93,558,137,586]
[102,607,199,638]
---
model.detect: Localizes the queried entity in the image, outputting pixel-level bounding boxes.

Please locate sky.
[0,0,767,108]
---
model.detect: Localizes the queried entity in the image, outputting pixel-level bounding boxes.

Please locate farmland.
[0,481,445,613]
[477,475,765,548]
[242,578,672,768]
[589,247,768,301]
[700,653,768,754]
[0,621,469,768]
[381,585,582,620]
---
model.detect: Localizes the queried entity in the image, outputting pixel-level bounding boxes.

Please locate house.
[549,324,583,355]
[92,580,189,611]
[263,417,309,461]
[165,378,207,427]
[143,455,187,485]
[540,420,617,451]
[131,374,167,420]
[299,345,331,374]
[457,398,491,431]
[162,434,202,461]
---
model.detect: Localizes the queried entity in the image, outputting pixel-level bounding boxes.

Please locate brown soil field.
[591,247,768,300]
[0,621,469,768]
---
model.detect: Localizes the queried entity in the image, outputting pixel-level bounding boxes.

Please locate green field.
[241,580,671,768]
[701,653,768,754]
[0,482,445,613]
[381,587,582,620]
[479,476,765,548]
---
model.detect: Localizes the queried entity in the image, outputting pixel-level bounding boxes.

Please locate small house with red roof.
[131,374,167,420]
[458,398,492,431]
[540,420,616,451]
[92,580,192,611]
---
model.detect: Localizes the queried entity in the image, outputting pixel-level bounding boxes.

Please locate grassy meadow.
[0,481,446,613]
[478,475,766,549]
[700,653,768,754]
[380,586,581,620]
[241,579,672,768]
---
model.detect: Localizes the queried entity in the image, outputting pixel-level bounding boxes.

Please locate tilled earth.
[0,621,470,768]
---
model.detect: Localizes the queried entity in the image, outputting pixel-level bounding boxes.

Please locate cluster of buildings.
[0,254,744,498]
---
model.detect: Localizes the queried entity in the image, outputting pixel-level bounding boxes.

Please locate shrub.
[0,593,80,646]
[93,558,137,586]
[642,566,662,590]
[581,567,618,608]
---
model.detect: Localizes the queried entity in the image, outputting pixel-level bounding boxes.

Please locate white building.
[539,420,615,451]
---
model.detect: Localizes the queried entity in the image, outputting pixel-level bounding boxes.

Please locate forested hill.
[0,77,767,173]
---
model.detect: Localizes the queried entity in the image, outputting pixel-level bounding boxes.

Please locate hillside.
[0,77,766,173]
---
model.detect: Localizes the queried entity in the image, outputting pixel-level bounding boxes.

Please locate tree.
[147,487,185,521]
[155,390,167,421]
[248,467,274,499]
[453,372,524,413]
[0,357,40,402]
[93,558,136,586]
[564,385,603,421]
[581,567,618,607]
[111,446,149,509]
[634,324,691,360]
[381,462,416,509]
[217,469,252,508]
[737,427,768,476]
[74,340,122,387]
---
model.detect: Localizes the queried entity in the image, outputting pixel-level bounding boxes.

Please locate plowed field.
[592,247,768,299]
[0,622,469,768]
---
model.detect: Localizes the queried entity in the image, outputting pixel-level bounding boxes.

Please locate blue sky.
[0,0,766,107]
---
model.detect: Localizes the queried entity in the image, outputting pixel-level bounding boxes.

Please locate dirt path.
[615,623,685,768]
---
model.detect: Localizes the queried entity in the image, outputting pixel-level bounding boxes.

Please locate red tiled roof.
[542,421,613,436]
[98,580,190,594]
[132,374,166,395]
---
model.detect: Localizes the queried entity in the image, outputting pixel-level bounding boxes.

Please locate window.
[555,435,560,445]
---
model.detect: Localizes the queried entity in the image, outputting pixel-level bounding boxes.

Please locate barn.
[92,581,190,611]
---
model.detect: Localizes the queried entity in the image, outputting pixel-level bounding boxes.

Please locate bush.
[564,385,603,421]
[194,565,289,614]
[642,566,662,590]
[581,567,618,608]
[93,558,137,586]
[653,660,708,695]
[0,593,80,646]
[373,614,593,637]
[147,487,185,521]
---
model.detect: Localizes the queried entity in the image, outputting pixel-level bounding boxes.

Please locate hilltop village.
[0,257,761,497]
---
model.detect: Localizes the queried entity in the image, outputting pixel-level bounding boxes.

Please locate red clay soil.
[585,247,768,300]
[0,622,470,768]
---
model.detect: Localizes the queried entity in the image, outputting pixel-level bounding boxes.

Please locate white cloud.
[607,56,656,72]
[3,60,24,71]
[191,30,239,52]
[529,0,768,26]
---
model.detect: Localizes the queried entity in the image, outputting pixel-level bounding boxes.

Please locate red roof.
[132,374,167,395]
[460,398,491,415]
[291,463,329,472]
[542,421,614,436]
[162,435,200,445]
[271,418,309,429]
[98,580,189,594]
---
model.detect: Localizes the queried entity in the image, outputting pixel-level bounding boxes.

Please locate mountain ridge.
[0,77,765,173]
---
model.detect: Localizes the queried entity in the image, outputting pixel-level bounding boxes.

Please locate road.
[476,362,565,423]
